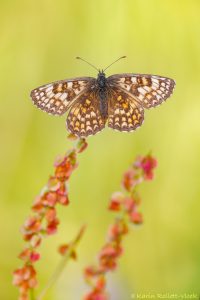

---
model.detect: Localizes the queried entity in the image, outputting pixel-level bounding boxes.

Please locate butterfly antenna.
[76,57,99,72]
[103,56,126,72]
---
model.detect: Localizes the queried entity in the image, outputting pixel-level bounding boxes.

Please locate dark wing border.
[107,73,176,108]
[30,76,95,93]
[108,73,175,82]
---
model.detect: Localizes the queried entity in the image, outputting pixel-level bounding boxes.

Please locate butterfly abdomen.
[99,90,108,119]
[97,72,108,119]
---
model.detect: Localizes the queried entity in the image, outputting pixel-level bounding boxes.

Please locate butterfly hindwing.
[66,90,106,137]
[108,74,175,109]
[108,88,144,132]
[30,77,95,115]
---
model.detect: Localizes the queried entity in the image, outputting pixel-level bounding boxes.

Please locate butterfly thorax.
[96,71,109,119]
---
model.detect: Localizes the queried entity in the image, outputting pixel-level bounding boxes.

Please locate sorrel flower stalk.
[13,135,87,300]
[83,154,157,300]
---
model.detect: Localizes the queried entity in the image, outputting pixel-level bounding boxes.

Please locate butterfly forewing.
[30,77,95,115]
[66,90,106,137]
[108,74,175,109]
[108,88,144,132]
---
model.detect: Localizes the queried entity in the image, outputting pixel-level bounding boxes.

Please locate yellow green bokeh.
[0,0,200,299]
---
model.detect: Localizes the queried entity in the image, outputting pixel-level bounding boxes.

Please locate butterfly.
[30,56,175,138]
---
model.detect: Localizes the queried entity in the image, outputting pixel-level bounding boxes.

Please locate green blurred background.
[1,0,200,299]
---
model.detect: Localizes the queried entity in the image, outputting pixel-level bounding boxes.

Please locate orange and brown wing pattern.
[30,77,95,115]
[108,74,175,109]
[108,88,144,132]
[66,91,106,138]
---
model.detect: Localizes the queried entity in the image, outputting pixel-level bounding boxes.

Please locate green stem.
[37,225,86,300]
[30,288,35,300]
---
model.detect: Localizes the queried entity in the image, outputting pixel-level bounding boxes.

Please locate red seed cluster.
[83,154,157,300]
[13,136,87,300]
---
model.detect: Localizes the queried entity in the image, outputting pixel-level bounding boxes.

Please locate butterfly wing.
[30,77,95,115]
[108,88,144,132]
[66,90,106,138]
[108,74,175,108]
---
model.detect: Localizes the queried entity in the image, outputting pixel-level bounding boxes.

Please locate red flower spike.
[95,276,106,291]
[46,218,59,235]
[66,150,77,167]
[84,290,109,300]
[45,207,56,222]
[18,249,31,261]
[30,234,41,248]
[58,194,69,205]
[84,277,108,300]
[13,265,37,289]
[129,211,143,224]
[84,154,157,299]
[130,192,141,205]
[18,293,29,300]
[109,192,124,211]
[22,216,41,234]
[23,233,34,242]
[32,196,45,213]
[122,168,136,191]
[104,244,122,259]
[135,155,157,180]
[99,244,123,271]
[14,137,88,300]
[123,197,135,213]
[54,155,66,167]
[42,192,57,207]
[108,220,128,241]
[47,176,61,191]
[55,157,74,181]
[84,266,104,278]
[30,251,40,263]
[18,249,40,263]
[56,182,69,205]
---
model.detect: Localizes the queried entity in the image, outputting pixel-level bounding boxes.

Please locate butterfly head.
[98,69,106,77]
[97,70,107,87]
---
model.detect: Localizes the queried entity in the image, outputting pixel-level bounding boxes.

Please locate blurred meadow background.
[1,0,200,299]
